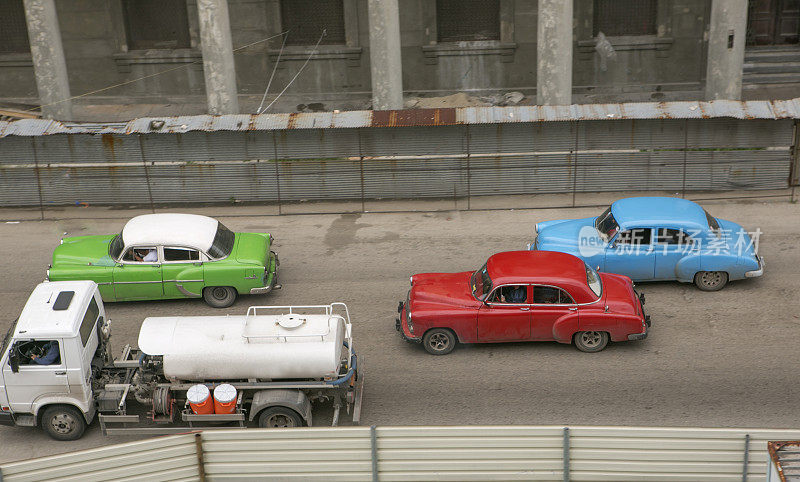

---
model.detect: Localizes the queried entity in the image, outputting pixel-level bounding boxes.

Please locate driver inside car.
[499,285,527,303]
[30,341,60,365]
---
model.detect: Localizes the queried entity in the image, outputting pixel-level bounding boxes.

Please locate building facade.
[0,0,796,119]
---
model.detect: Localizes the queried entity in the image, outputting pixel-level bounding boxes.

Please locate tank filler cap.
[277,314,306,329]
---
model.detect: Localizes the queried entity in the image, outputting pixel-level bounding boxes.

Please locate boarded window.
[123,0,191,50]
[593,0,658,36]
[437,0,500,42]
[281,0,346,46]
[0,0,30,54]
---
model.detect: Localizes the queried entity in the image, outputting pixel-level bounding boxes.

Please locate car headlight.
[534,223,539,235]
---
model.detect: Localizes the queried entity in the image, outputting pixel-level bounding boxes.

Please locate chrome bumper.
[745,256,764,278]
[251,252,281,294]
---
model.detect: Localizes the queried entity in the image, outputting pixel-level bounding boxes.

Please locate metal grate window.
[0,0,30,53]
[593,0,658,36]
[280,0,346,46]
[437,0,500,42]
[123,0,191,50]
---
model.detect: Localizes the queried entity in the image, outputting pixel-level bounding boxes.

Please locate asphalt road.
[0,197,798,463]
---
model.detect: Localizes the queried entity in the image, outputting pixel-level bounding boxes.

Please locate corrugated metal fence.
[2,425,800,481]
[0,118,796,214]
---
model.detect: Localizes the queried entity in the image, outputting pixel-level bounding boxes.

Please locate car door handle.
[568,307,578,311]
[54,371,66,375]
[520,307,530,311]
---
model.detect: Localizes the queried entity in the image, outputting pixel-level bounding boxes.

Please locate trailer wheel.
[258,407,303,428]
[41,405,85,441]
[203,286,237,308]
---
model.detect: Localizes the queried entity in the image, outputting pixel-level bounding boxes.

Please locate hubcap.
[50,413,76,434]
[700,272,723,287]
[265,414,295,428]
[428,332,450,351]
[212,287,228,299]
[581,331,602,347]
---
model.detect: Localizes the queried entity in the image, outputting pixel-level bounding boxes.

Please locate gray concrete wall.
[0,0,713,112]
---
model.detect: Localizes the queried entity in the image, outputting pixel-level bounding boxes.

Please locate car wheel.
[41,405,86,441]
[203,286,237,308]
[693,271,728,291]
[574,331,610,353]
[422,328,456,355]
[258,407,303,428]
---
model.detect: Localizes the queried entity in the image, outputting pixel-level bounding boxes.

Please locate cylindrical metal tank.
[137,311,347,381]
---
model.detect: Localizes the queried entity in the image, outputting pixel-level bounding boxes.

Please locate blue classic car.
[528,197,763,291]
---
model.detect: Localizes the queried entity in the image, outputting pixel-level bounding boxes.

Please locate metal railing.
[2,425,800,481]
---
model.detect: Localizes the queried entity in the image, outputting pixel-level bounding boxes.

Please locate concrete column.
[705,0,748,100]
[536,0,573,105]
[197,0,239,114]
[23,0,71,120]
[368,0,403,110]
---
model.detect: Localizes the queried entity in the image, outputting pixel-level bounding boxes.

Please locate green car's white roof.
[122,213,219,252]
[15,280,99,339]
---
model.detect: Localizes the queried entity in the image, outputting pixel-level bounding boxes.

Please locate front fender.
[32,394,95,424]
[249,389,312,426]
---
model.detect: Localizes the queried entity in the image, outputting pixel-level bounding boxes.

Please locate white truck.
[0,280,363,440]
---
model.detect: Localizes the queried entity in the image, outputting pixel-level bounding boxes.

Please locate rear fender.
[551,314,580,344]
[675,255,701,282]
[250,389,312,426]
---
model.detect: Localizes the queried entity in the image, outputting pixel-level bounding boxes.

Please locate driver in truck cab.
[30,341,59,365]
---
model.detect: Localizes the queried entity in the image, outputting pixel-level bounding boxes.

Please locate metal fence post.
[563,427,570,482]
[194,433,207,482]
[137,135,156,214]
[466,125,471,210]
[742,433,750,482]
[30,138,45,221]
[370,425,379,482]
[271,132,282,215]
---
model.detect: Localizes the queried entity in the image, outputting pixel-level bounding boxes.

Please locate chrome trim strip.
[164,279,204,283]
[176,284,202,298]
[112,281,163,285]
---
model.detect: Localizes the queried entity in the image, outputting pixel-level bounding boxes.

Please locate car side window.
[164,247,200,262]
[656,228,693,245]
[614,228,652,246]
[121,247,159,263]
[533,286,574,304]
[488,285,528,304]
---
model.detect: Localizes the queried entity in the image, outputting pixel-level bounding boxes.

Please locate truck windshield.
[594,206,619,241]
[0,319,17,356]
[109,232,124,259]
[470,263,493,300]
[208,222,235,259]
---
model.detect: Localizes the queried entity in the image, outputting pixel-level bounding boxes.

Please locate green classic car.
[46,213,280,308]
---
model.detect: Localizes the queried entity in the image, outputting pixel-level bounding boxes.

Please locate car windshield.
[208,222,235,259]
[585,263,602,299]
[109,233,124,259]
[0,319,17,356]
[470,263,493,300]
[594,207,619,241]
[704,209,721,238]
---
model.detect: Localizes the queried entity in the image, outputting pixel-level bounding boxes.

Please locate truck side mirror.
[9,351,19,373]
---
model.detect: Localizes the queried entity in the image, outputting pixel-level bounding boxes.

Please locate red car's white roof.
[122,213,219,252]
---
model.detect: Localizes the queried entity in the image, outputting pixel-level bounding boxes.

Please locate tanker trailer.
[96,303,363,435]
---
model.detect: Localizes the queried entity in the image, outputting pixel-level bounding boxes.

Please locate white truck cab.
[0,280,105,440]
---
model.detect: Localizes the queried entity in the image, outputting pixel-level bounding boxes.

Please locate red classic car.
[395,251,650,355]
